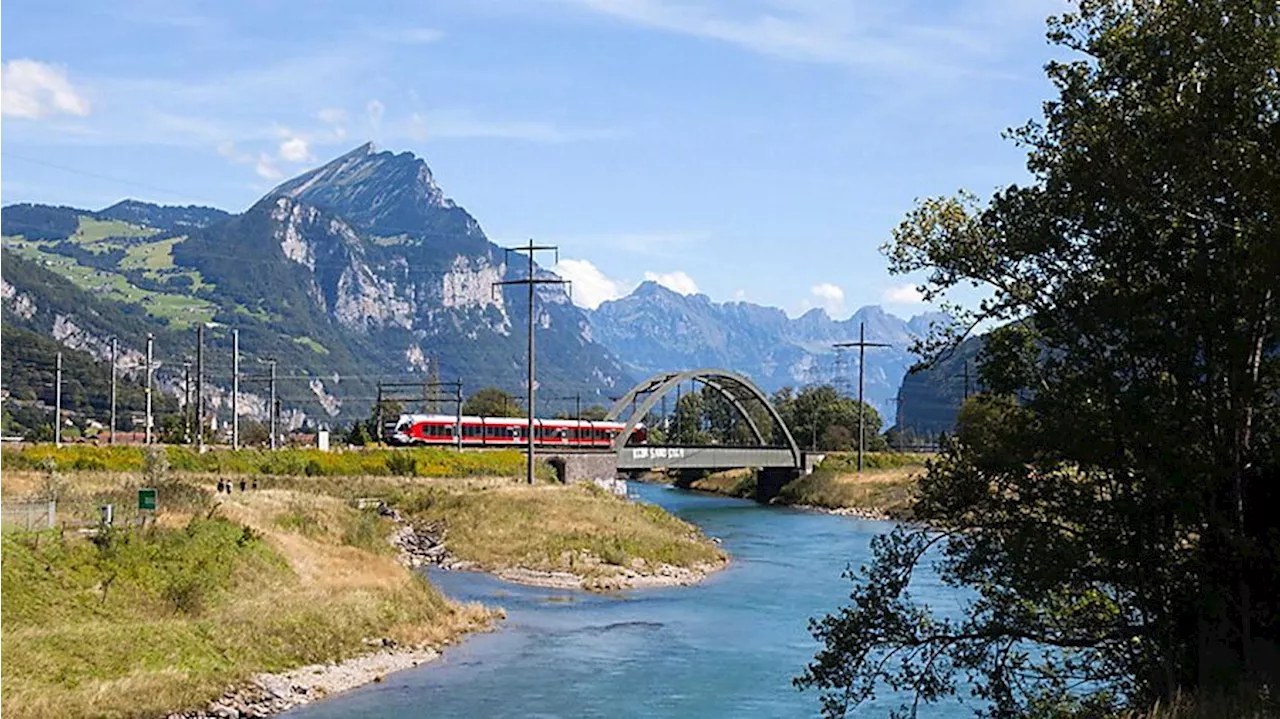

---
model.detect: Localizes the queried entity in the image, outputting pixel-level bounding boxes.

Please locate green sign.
[138,488,157,511]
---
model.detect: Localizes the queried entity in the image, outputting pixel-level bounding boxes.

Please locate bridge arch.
[606,369,802,467]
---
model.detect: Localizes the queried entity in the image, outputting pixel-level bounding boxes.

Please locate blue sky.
[1,0,1065,317]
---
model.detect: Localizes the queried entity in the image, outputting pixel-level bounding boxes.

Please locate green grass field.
[5,221,217,328]
[293,336,331,354]
[70,217,158,244]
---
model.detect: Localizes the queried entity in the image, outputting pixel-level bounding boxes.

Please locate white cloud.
[882,283,924,305]
[255,154,282,180]
[1,59,91,119]
[367,99,385,129]
[217,140,254,164]
[278,136,312,162]
[553,259,624,309]
[644,270,699,295]
[564,0,1058,78]
[810,282,845,315]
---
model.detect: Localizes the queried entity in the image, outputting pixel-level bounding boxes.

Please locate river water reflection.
[285,483,975,718]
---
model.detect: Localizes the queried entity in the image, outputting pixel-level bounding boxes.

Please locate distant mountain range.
[2,142,947,432]
[586,280,949,420]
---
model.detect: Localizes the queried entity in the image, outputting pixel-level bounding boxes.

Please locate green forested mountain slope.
[893,334,985,436]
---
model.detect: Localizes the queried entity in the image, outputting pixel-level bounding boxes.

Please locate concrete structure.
[606,369,807,501]
[617,446,795,472]
[540,451,620,484]
[530,370,810,501]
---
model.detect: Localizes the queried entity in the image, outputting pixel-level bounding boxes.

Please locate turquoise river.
[284,483,977,718]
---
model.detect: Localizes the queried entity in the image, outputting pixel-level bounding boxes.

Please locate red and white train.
[388,414,647,448]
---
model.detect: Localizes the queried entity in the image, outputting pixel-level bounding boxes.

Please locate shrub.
[385,452,417,477]
[142,446,170,485]
[36,458,68,502]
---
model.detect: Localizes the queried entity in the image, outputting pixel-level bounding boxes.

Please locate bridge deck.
[616,445,798,471]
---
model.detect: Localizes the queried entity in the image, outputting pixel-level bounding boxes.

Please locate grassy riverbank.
[396,482,726,590]
[1,447,726,717]
[1,471,492,719]
[677,452,927,519]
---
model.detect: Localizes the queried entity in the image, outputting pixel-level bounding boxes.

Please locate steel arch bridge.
[605,369,804,472]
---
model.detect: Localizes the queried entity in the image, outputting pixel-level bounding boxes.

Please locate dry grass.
[2,466,723,717]
[1,470,494,719]
[396,481,727,582]
[775,467,923,517]
[673,465,923,519]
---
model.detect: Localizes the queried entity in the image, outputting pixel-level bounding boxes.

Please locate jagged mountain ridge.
[1,143,630,429]
[586,281,949,422]
[253,144,627,394]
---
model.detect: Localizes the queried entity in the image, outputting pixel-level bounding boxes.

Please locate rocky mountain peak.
[267,142,468,239]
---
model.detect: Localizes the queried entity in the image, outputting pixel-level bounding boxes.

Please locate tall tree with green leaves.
[772,384,885,451]
[798,1,1279,716]
[461,388,524,417]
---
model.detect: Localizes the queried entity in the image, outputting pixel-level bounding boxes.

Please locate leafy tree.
[342,420,370,446]
[773,384,885,451]
[157,414,189,445]
[553,404,610,421]
[462,388,523,417]
[819,424,854,452]
[666,391,709,444]
[239,419,270,447]
[359,398,404,445]
[800,2,1280,716]
[28,423,55,443]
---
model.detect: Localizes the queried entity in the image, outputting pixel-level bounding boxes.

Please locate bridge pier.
[538,451,618,484]
[755,467,800,503]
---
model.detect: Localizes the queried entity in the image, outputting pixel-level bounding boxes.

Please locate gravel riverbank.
[792,503,893,521]
[166,644,445,719]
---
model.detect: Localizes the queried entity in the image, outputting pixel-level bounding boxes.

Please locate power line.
[493,239,569,485]
[833,321,892,472]
[0,152,209,202]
